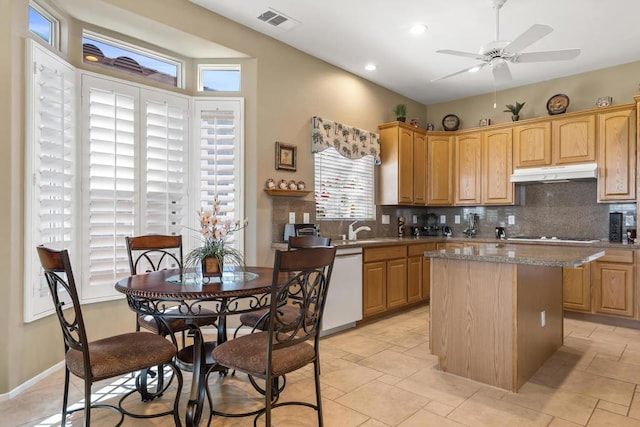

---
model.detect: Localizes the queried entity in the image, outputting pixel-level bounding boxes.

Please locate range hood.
[510,163,598,183]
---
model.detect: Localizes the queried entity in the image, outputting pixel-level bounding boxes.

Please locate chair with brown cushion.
[209,245,336,426]
[125,234,218,349]
[234,235,331,335]
[36,246,183,427]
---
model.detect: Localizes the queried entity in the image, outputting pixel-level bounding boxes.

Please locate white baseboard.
[0,360,65,402]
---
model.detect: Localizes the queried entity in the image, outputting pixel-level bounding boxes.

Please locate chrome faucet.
[463,213,480,238]
[348,221,371,240]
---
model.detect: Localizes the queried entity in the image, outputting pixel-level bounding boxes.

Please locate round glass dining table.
[115,266,275,427]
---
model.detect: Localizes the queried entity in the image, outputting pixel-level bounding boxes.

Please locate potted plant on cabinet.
[185,195,248,278]
[504,101,526,121]
[393,104,407,122]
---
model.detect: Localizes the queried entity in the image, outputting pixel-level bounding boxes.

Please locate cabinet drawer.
[408,243,436,257]
[598,249,633,264]
[364,245,407,262]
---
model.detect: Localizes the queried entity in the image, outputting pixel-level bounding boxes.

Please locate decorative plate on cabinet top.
[442,114,460,131]
[546,94,569,115]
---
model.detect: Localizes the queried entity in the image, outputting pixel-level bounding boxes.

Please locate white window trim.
[29,0,60,49]
[197,64,242,92]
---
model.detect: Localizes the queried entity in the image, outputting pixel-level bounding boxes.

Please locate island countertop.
[425,243,605,267]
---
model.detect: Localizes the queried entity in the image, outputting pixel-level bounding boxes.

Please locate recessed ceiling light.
[410,24,428,35]
[365,63,377,71]
[468,66,482,73]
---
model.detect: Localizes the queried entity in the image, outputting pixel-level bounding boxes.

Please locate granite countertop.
[425,243,605,267]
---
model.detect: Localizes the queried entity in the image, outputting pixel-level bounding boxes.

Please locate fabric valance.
[311,116,381,165]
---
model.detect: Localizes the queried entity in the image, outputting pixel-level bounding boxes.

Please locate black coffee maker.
[495,227,506,239]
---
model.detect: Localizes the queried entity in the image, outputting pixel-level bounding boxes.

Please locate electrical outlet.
[412,215,417,224]
[303,212,310,223]
[440,215,446,224]
[508,215,515,225]
[381,214,390,225]
[288,212,296,224]
[454,215,460,224]
[540,310,546,327]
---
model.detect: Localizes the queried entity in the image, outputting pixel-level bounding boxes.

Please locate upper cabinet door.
[552,114,596,164]
[427,135,453,205]
[397,127,414,204]
[482,128,514,205]
[413,131,427,205]
[597,107,636,202]
[513,122,551,168]
[454,132,482,205]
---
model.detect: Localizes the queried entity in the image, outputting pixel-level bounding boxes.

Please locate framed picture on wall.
[275,142,297,171]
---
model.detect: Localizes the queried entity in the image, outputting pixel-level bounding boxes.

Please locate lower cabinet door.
[386,258,408,309]
[592,262,634,317]
[422,256,431,301]
[363,261,386,317]
[407,256,422,304]
[562,264,591,312]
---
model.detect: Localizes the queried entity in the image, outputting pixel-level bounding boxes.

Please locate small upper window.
[82,31,182,88]
[28,2,59,48]
[198,65,241,92]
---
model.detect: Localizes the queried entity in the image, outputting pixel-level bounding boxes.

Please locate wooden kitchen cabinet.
[427,134,454,205]
[592,249,634,318]
[552,113,596,165]
[408,243,436,303]
[363,245,408,318]
[378,122,427,205]
[513,121,551,168]
[563,263,591,312]
[597,106,636,202]
[454,132,482,205]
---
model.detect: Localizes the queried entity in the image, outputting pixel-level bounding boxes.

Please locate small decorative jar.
[297,181,306,190]
[288,180,298,190]
[265,178,276,189]
[278,179,288,190]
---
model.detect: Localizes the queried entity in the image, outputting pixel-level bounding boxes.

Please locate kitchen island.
[425,243,604,392]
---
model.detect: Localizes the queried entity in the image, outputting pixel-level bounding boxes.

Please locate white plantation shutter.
[142,92,188,236]
[314,147,375,220]
[81,75,137,301]
[24,40,76,321]
[191,99,244,254]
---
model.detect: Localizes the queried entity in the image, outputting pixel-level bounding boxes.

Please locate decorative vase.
[397,116,406,122]
[511,115,520,121]
[201,256,223,278]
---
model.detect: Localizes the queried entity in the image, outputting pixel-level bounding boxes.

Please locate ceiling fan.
[432,0,580,84]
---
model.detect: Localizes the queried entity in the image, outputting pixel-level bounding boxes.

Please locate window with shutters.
[24,39,76,321]
[314,147,375,220]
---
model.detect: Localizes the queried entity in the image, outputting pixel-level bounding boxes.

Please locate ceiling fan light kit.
[432,0,581,85]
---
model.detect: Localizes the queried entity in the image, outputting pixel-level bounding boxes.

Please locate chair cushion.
[138,306,217,335]
[66,332,176,381]
[212,331,315,377]
[238,305,303,331]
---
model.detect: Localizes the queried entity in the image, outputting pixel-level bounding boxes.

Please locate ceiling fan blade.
[492,62,512,84]
[502,24,553,54]
[515,48,581,63]
[436,49,489,61]
[431,63,488,82]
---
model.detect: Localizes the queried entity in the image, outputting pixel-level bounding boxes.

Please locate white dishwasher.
[321,246,363,336]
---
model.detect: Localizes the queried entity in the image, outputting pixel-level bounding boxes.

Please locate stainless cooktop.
[507,236,601,244]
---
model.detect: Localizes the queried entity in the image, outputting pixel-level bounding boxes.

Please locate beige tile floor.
[6,305,640,426]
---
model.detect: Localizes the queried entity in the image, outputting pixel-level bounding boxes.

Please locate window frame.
[82,30,185,89]
[197,64,242,92]
[28,0,60,49]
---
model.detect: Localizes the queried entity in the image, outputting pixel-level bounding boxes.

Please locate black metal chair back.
[125,234,182,274]
[287,235,331,249]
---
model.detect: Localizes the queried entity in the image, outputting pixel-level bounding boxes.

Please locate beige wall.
[426,61,640,130]
[1,0,424,393]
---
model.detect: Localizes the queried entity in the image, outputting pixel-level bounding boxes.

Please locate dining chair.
[234,235,332,335]
[36,245,183,427]
[125,234,218,400]
[209,245,336,426]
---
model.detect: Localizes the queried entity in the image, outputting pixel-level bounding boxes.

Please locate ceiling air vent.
[257,8,299,30]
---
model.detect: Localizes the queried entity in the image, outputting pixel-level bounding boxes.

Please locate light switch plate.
[303,212,310,223]
[440,215,446,224]
[454,215,460,224]
[508,215,515,225]
[412,215,417,224]
[381,214,390,225]
[289,212,296,224]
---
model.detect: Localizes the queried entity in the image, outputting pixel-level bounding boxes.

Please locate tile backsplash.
[271,181,636,242]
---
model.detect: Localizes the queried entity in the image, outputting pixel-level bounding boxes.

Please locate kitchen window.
[198,65,241,92]
[313,147,375,220]
[28,1,59,48]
